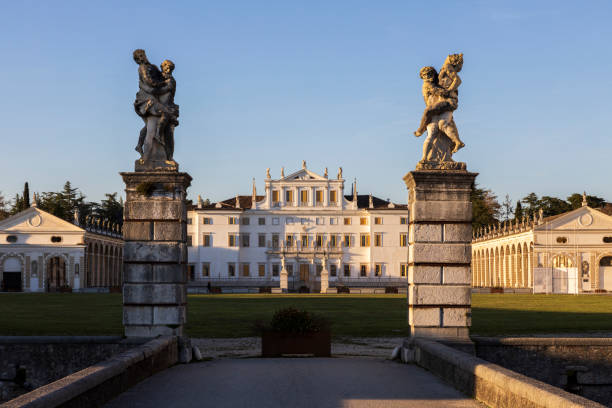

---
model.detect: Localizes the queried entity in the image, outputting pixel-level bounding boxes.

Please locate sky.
[2,1,611,206]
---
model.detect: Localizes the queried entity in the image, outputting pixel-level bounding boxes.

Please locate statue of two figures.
[133,49,179,171]
[414,53,466,170]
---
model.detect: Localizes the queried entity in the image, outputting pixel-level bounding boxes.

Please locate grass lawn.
[0,293,611,337]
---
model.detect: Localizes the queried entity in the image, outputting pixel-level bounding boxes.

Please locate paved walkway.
[105,358,483,408]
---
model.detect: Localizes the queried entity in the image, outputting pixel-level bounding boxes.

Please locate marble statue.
[414,53,466,170]
[133,49,179,170]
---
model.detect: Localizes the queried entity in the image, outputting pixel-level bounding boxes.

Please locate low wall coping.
[2,336,176,408]
[412,337,606,408]
[472,337,612,346]
[0,336,151,345]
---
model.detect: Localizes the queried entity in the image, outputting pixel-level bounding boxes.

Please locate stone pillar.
[121,170,192,337]
[403,170,477,340]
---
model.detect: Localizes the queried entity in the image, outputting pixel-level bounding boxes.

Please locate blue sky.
[2,1,611,206]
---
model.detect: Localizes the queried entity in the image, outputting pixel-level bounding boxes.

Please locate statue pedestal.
[320,269,329,294]
[279,269,288,293]
[403,169,477,340]
[121,170,192,337]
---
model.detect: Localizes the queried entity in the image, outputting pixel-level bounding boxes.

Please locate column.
[404,170,477,340]
[121,170,192,337]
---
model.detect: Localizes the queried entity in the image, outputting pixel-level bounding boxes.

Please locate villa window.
[272,234,279,248]
[186,235,193,247]
[286,264,294,277]
[241,234,250,247]
[400,217,407,225]
[374,217,383,225]
[285,190,293,204]
[344,264,351,277]
[360,264,368,277]
[51,236,62,243]
[344,217,351,225]
[316,234,324,248]
[187,217,193,225]
[258,264,266,277]
[315,190,323,205]
[360,217,368,225]
[329,190,337,203]
[258,217,266,225]
[202,217,212,224]
[272,217,279,225]
[286,235,293,247]
[241,263,250,277]
[374,233,383,247]
[272,190,280,203]
[330,235,338,248]
[400,233,408,247]
[258,234,266,247]
[6,235,17,243]
[228,263,236,277]
[300,190,308,204]
[188,265,195,281]
[301,235,309,248]
[202,234,211,247]
[400,263,408,277]
[202,263,210,277]
[360,234,370,247]
[330,264,337,277]
[556,236,567,244]
[272,264,279,277]
[228,234,239,247]
[241,217,250,225]
[228,217,238,225]
[375,263,383,277]
[603,236,612,243]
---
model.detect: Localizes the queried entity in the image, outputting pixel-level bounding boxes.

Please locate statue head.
[446,53,463,72]
[133,49,149,65]
[161,59,175,76]
[419,66,438,82]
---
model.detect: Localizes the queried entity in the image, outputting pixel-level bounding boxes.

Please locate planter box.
[262,331,331,357]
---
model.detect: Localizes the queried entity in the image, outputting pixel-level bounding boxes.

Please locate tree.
[471,185,501,232]
[501,194,513,221]
[0,192,8,220]
[514,201,523,221]
[521,193,539,214]
[538,196,572,218]
[23,182,30,209]
[567,193,606,209]
[94,193,123,225]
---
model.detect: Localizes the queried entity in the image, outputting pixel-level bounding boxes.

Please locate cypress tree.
[23,182,30,208]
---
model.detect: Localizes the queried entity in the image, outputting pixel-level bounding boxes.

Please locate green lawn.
[1,293,611,337]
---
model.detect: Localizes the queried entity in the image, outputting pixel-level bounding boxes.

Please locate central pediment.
[280,168,328,181]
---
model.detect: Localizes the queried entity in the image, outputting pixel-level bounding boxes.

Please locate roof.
[190,194,406,211]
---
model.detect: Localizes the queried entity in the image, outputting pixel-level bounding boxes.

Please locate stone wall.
[0,336,144,403]
[404,337,605,407]
[472,337,612,407]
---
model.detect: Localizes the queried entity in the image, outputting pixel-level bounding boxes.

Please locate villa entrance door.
[298,263,310,292]
[47,257,67,291]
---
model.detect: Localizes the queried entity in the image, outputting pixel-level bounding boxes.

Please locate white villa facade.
[0,205,123,292]
[187,164,409,293]
[471,198,612,294]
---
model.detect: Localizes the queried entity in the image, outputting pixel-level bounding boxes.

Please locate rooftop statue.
[414,53,466,170]
[133,49,179,170]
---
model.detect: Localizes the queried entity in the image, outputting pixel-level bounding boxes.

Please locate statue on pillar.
[133,49,179,171]
[414,53,466,170]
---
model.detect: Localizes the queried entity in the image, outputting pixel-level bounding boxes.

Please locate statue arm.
[139,65,161,88]
[447,75,462,92]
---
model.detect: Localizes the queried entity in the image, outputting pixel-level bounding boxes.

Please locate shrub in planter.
[257,308,331,357]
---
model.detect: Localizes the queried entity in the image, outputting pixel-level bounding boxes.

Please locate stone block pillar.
[403,170,477,340]
[121,171,192,337]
